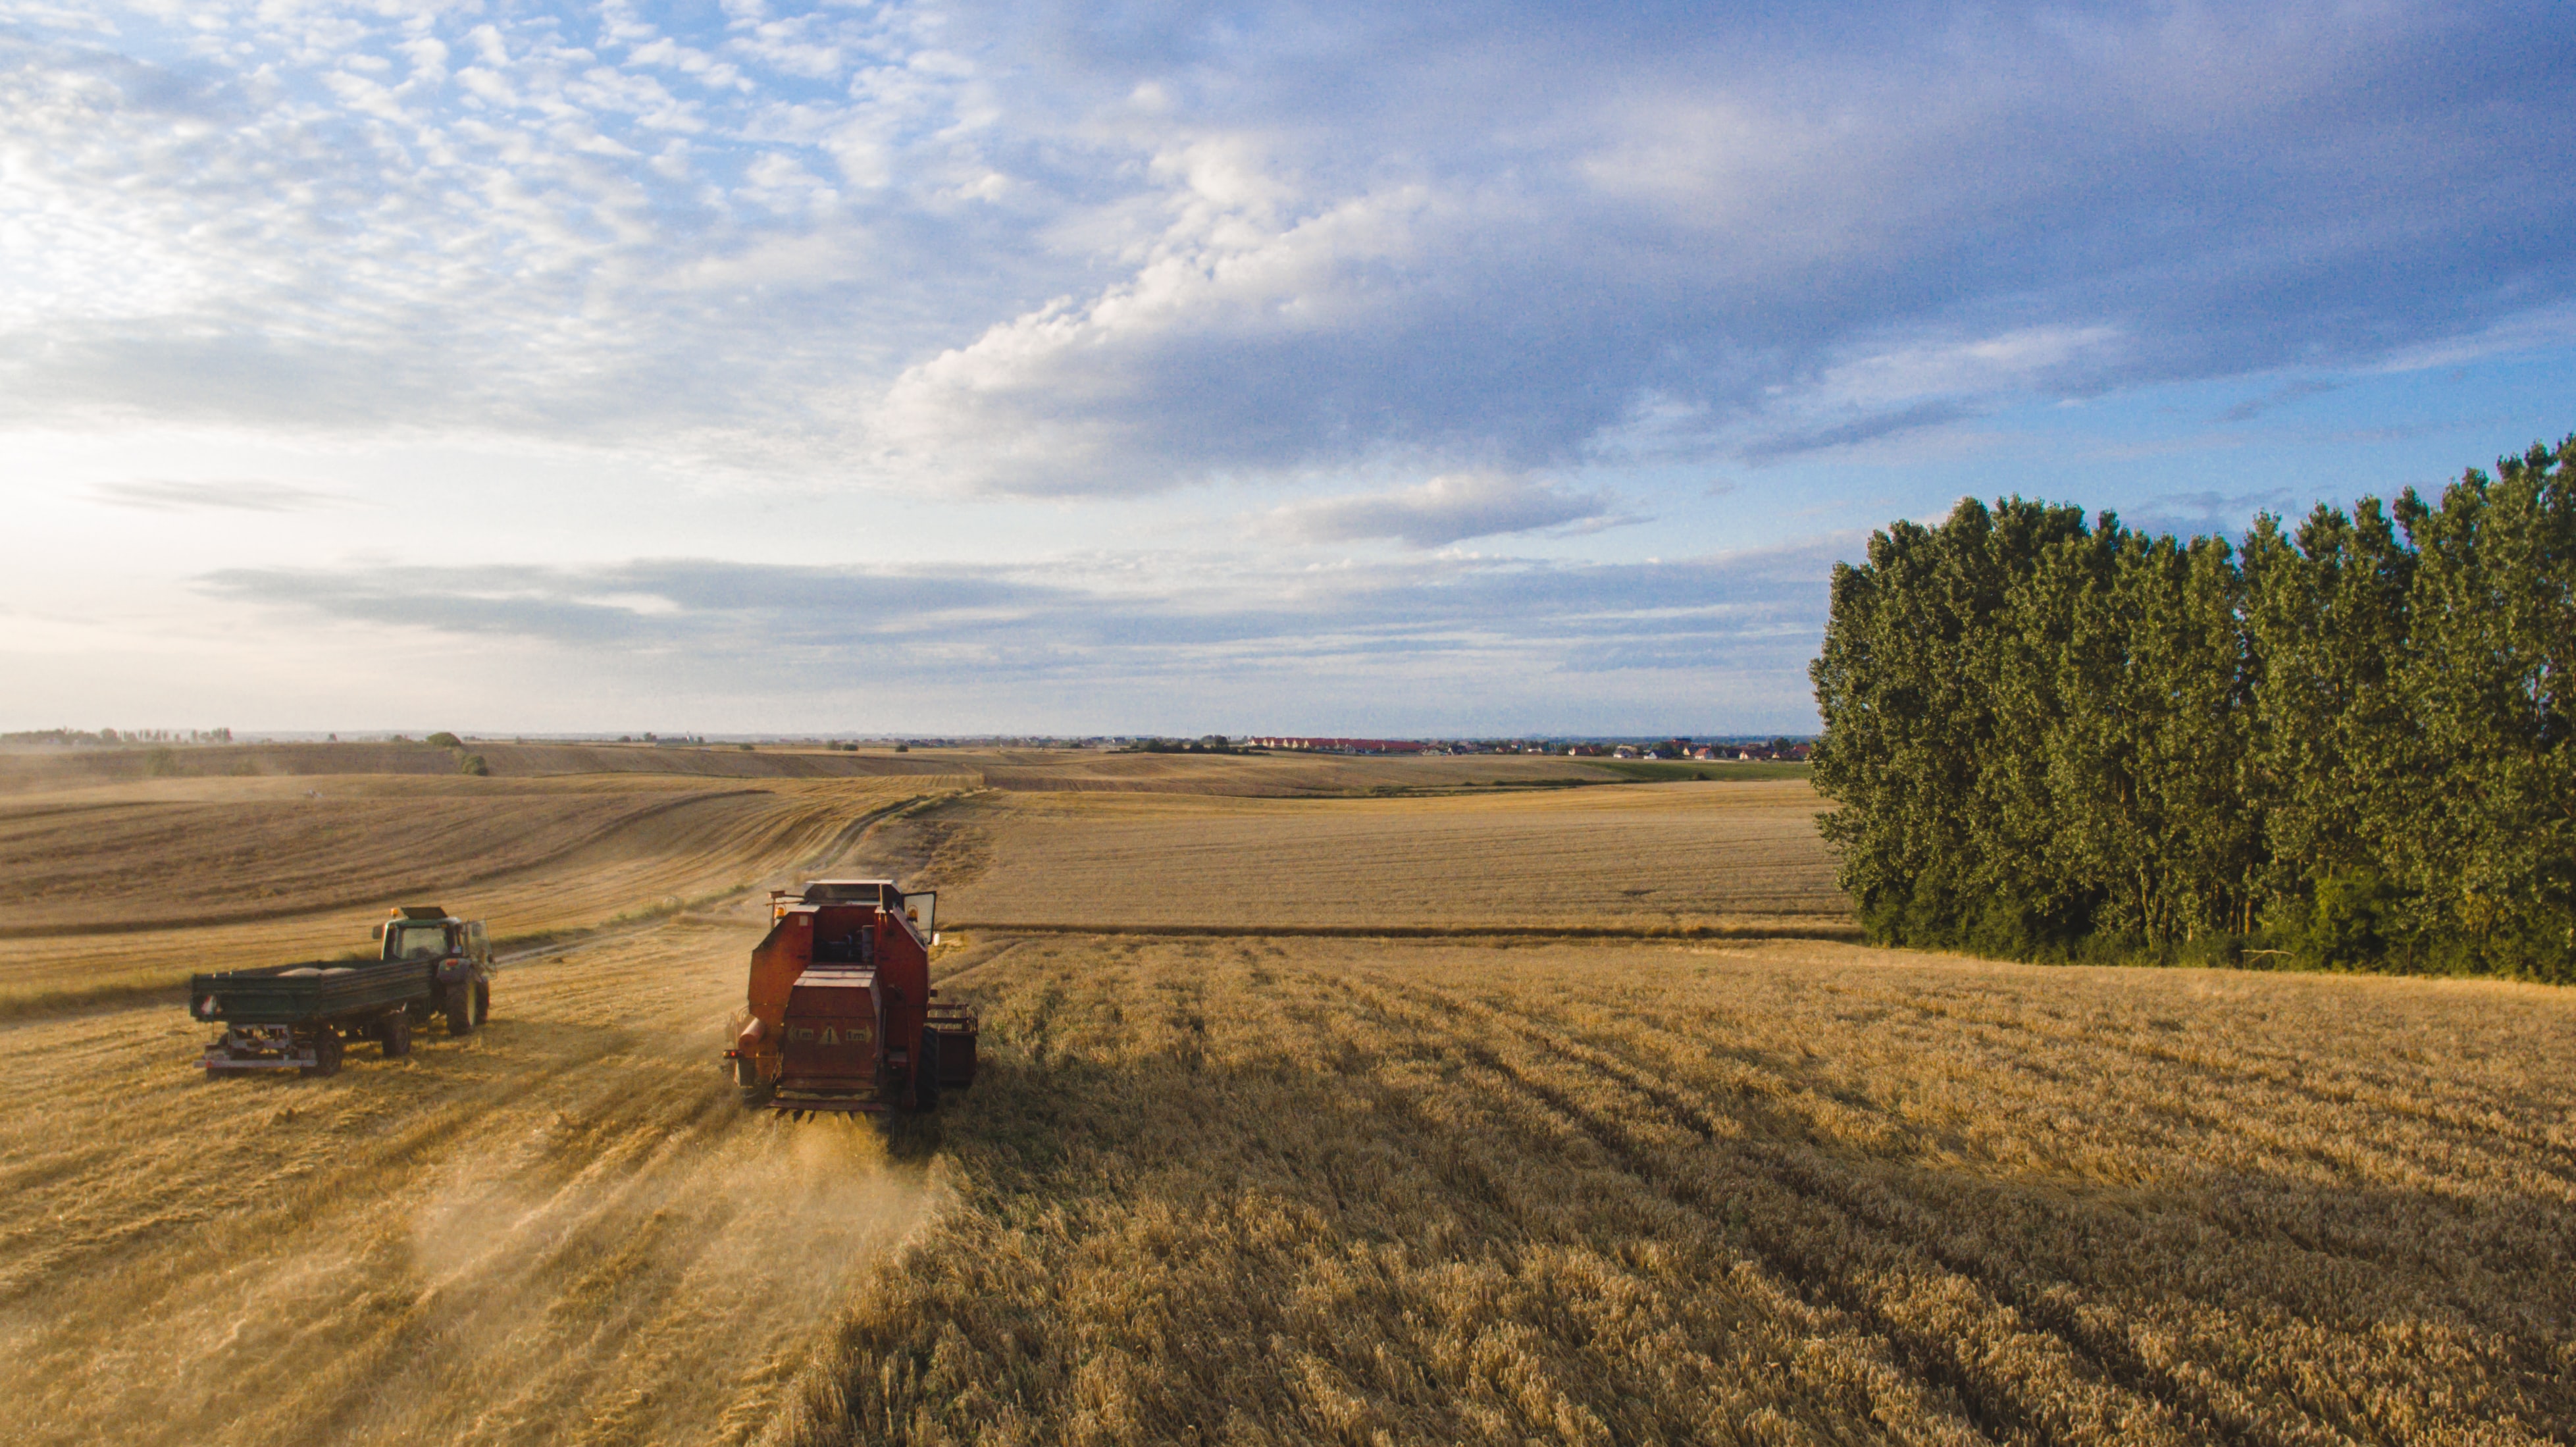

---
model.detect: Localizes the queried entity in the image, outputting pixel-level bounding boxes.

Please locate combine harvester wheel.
[912,1035,941,1112]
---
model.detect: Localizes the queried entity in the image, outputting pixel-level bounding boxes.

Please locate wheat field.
[817,934,2576,1446]
[0,774,955,1012]
[869,781,1851,935]
[0,740,1652,798]
[0,913,929,1446]
[1,750,2568,1444]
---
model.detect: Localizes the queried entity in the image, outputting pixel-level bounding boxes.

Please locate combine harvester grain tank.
[727,879,977,1118]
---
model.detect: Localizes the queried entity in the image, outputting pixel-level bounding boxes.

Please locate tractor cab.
[372,905,489,964]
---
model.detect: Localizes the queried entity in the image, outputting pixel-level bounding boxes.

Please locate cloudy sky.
[4,0,2571,736]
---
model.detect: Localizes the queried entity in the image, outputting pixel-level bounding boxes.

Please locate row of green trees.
[1809,436,2573,982]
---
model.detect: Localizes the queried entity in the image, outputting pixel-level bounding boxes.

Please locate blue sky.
[3,0,2571,735]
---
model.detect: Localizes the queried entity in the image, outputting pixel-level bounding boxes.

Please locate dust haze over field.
[0,918,933,1446]
[0,745,2569,1444]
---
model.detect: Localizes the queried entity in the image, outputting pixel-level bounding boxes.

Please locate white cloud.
[189,536,1848,731]
[1268,473,1626,548]
[86,479,353,512]
[873,177,1440,493]
[2,0,2572,731]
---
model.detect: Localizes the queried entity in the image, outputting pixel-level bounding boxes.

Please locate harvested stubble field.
[0,914,928,1446]
[0,740,1662,798]
[0,774,958,1011]
[880,781,1851,935]
[0,749,2569,1445]
[824,934,2576,1446]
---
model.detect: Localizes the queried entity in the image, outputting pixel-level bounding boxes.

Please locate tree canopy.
[1810,436,2573,982]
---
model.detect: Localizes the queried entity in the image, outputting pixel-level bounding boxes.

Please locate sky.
[3,0,2572,737]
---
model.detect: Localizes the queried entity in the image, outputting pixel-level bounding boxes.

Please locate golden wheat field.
[0,747,2569,1445]
[0,739,1644,798]
[0,774,957,1012]
[881,781,1851,935]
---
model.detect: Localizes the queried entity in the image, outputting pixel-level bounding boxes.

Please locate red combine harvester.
[725,878,977,1118]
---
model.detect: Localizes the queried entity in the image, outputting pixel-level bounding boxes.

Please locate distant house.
[1243,737,1433,755]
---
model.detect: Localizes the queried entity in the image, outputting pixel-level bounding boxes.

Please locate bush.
[459,754,489,776]
[426,731,463,749]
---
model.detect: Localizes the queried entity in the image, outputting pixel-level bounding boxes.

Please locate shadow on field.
[785,940,2576,1447]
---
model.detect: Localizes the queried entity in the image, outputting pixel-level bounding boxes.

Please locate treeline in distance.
[1809,436,2573,982]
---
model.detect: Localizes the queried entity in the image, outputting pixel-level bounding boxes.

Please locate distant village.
[1,727,1813,762]
[1236,736,1813,761]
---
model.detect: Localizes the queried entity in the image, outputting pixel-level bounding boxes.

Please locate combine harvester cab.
[727,879,977,1118]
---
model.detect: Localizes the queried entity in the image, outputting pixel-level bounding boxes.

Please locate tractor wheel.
[446,983,478,1036]
[911,1035,941,1113]
[379,1011,412,1059]
[302,1029,344,1078]
[475,979,491,1024]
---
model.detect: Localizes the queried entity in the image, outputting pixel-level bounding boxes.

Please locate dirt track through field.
[0,913,935,1447]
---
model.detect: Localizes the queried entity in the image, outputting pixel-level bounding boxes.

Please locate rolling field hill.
[0,745,2567,1444]
[0,774,959,1012]
[0,739,1760,797]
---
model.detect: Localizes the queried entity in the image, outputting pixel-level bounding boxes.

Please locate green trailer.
[193,905,494,1078]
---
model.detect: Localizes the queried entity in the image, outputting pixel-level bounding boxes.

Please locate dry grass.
[865,781,1849,935]
[804,934,2576,1446]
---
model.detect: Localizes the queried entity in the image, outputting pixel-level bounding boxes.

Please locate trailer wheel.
[446,983,479,1036]
[302,1029,344,1079]
[379,1012,412,1059]
[911,1035,941,1113]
